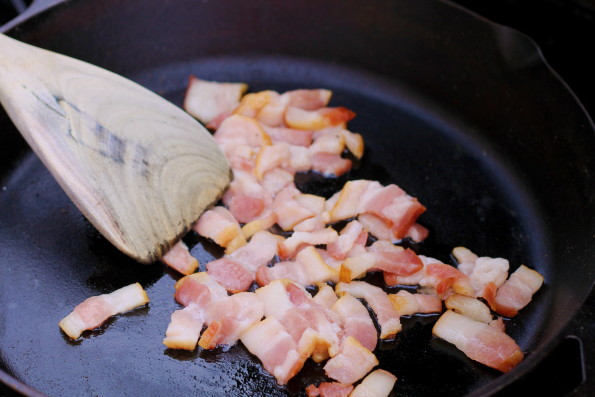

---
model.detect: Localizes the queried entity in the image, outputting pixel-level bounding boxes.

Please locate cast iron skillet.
[1,0,594,396]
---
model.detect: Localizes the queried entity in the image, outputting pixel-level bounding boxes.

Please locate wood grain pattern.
[0,34,231,263]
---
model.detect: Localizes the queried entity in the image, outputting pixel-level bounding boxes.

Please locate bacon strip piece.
[495,265,544,318]
[341,243,423,282]
[285,106,356,131]
[161,241,199,276]
[388,290,442,316]
[336,281,401,339]
[174,272,228,307]
[444,294,492,324]
[433,310,524,372]
[257,246,339,287]
[323,336,378,384]
[240,316,308,385]
[350,369,397,397]
[182,76,248,126]
[305,382,353,397]
[59,283,149,339]
[199,292,264,349]
[193,206,246,252]
[332,294,377,351]
[163,305,204,351]
[452,247,509,301]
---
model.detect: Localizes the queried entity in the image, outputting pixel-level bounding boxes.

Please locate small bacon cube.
[161,240,199,276]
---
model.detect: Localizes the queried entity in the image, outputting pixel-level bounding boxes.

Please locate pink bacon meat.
[59,283,149,340]
[433,310,524,373]
[495,265,544,318]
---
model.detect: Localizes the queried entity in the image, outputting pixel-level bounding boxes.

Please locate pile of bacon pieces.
[59,77,545,397]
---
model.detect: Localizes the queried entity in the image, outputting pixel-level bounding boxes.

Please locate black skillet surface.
[1,0,594,396]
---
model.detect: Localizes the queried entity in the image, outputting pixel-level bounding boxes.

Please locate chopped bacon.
[199,292,264,348]
[326,220,366,260]
[223,171,274,224]
[340,243,423,282]
[336,281,401,339]
[233,90,277,119]
[263,125,314,147]
[388,290,442,316]
[424,262,475,298]
[444,294,492,324]
[206,257,254,293]
[312,283,339,309]
[405,223,429,242]
[323,336,378,384]
[452,247,509,298]
[306,382,354,397]
[328,180,425,239]
[285,106,356,131]
[279,228,339,259]
[174,272,229,306]
[240,316,308,385]
[273,186,319,231]
[161,240,199,276]
[495,265,544,318]
[350,369,397,397]
[163,305,204,351]
[258,246,339,287]
[332,294,377,351]
[59,283,149,339]
[193,206,245,250]
[311,153,352,177]
[183,76,248,125]
[286,89,332,110]
[214,115,271,172]
[229,230,282,273]
[433,310,524,373]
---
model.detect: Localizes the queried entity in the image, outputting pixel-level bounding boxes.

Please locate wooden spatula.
[0,33,231,263]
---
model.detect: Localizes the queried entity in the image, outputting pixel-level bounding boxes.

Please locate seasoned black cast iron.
[1,0,594,396]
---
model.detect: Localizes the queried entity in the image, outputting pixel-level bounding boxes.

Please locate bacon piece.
[230,230,283,274]
[340,243,423,282]
[286,89,332,110]
[311,153,352,177]
[273,186,319,231]
[161,241,199,276]
[214,115,271,172]
[350,369,397,397]
[332,294,377,351]
[59,283,149,339]
[358,213,395,242]
[388,290,442,316]
[444,294,492,323]
[312,283,339,309]
[452,247,509,298]
[306,382,354,397]
[206,257,254,293]
[405,223,429,242]
[336,281,401,339]
[279,228,339,259]
[285,106,356,131]
[255,280,306,319]
[433,310,524,372]
[182,76,248,125]
[258,246,340,287]
[323,336,378,384]
[263,125,314,147]
[424,262,475,298]
[254,142,291,180]
[326,220,366,260]
[174,272,228,306]
[383,254,435,286]
[163,305,204,350]
[256,93,290,127]
[329,180,425,239]
[310,130,346,155]
[495,265,544,318]
[193,206,245,250]
[240,316,308,385]
[341,129,364,159]
[223,171,274,223]
[233,90,277,119]
[199,292,264,348]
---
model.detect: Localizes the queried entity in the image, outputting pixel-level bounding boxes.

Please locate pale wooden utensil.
[0,34,231,263]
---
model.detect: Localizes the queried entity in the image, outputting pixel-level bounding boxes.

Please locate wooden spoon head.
[0,34,231,263]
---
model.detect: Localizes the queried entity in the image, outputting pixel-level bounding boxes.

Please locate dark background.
[0,0,594,396]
